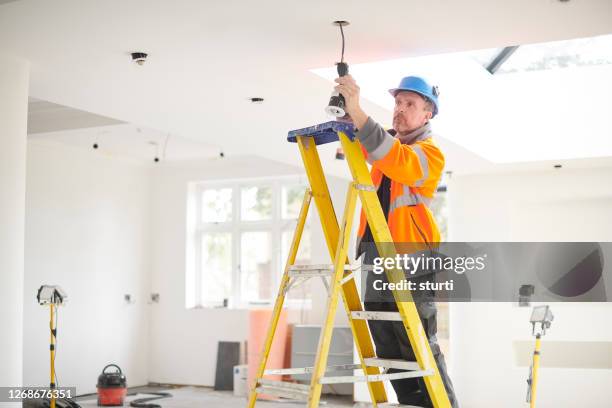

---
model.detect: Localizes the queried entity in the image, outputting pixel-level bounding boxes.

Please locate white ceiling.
[2,0,612,176]
[28,123,220,162]
[28,98,124,134]
[27,98,219,162]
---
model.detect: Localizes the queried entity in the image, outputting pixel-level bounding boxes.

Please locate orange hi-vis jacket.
[355,118,444,247]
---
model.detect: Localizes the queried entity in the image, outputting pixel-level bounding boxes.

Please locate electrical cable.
[339,23,345,63]
[129,392,172,408]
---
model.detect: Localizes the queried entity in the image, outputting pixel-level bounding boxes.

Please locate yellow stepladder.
[246,121,451,408]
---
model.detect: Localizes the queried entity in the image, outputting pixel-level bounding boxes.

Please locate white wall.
[148,155,350,385]
[448,165,612,408]
[0,54,29,398]
[24,140,152,394]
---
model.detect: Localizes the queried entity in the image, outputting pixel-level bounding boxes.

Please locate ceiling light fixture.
[325,20,350,118]
[131,52,148,66]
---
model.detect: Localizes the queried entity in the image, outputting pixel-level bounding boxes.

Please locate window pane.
[202,188,232,223]
[281,227,312,301]
[496,34,612,74]
[282,185,307,219]
[240,231,272,302]
[241,186,272,221]
[201,233,232,304]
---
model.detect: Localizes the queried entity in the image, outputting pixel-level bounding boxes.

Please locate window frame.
[189,175,310,309]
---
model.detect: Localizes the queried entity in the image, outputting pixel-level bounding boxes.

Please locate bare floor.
[76,385,358,408]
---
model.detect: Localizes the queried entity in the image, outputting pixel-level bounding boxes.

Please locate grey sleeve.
[354,117,395,161]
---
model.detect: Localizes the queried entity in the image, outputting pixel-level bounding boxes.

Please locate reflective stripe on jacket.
[355,117,444,246]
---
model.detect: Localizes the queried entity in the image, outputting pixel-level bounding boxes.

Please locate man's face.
[392,91,433,135]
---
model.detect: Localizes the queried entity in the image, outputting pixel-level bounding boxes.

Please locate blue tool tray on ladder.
[287,121,355,145]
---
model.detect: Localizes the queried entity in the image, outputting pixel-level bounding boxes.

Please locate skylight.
[465,34,612,74]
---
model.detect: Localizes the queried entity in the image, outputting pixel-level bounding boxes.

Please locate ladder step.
[319,369,434,384]
[351,311,403,321]
[364,357,421,371]
[288,262,364,275]
[288,264,333,278]
[288,263,333,273]
[265,363,361,375]
[255,379,309,400]
[377,404,426,407]
[257,378,310,392]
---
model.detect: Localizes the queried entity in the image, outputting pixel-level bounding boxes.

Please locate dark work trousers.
[362,254,459,407]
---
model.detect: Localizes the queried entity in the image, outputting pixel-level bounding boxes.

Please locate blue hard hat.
[389,76,439,118]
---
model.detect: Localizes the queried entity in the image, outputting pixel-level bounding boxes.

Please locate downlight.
[324,21,350,118]
[131,52,148,66]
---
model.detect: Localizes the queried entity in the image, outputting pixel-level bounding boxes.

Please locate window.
[188,177,310,308]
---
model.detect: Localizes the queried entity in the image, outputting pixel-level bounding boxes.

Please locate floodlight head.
[37,285,68,306]
[530,305,553,336]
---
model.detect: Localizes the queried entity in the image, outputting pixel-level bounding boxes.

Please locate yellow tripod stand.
[247,121,451,407]
[49,303,57,408]
[37,285,67,408]
[527,305,553,408]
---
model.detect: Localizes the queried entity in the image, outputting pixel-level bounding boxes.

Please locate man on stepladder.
[335,74,459,407]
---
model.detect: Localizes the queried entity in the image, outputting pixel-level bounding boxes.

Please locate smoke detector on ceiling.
[131,52,148,66]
